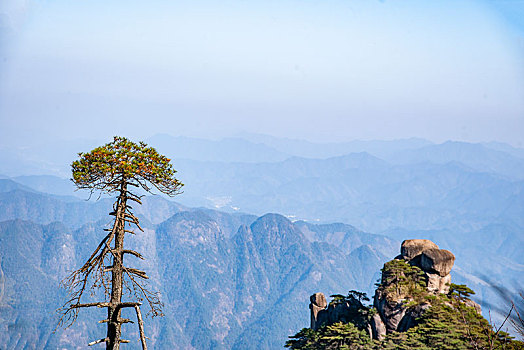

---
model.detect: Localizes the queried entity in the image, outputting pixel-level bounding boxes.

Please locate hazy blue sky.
[1,0,523,147]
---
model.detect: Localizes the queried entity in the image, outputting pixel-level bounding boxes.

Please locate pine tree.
[57,136,183,349]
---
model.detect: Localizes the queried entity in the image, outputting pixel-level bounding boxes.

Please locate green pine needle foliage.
[286,260,524,350]
[72,136,183,196]
[286,291,524,349]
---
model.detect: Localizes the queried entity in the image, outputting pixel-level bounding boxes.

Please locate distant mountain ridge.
[7,137,521,233]
[0,183,396,349]
[3,135,523,177]
[1,136,522,347]
[389,141,524,180]
[146,134,290,163]
[235,133,433,159]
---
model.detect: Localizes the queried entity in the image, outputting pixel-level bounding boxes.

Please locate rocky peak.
[156,211,225,247]
[372,239,458,337]
[308,238,478,341]
[249,213,304,251]
[400,239,455,294]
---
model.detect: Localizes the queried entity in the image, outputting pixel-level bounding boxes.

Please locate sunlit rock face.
[308,238,462,340]
[400,239,455,294]
[400,239,439,261]
[420,248,455,277]
[373,239,456,335]
[310,293,327,330]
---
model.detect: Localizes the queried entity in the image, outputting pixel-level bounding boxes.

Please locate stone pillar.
[309,292,327,330]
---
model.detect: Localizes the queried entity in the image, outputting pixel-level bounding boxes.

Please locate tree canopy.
[71,136,183,196]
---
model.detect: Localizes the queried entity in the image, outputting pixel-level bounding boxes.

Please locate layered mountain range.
[0,135,522,348]
[0,179,397,349]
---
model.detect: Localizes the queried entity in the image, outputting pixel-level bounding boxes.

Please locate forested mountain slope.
[0,184,395,349]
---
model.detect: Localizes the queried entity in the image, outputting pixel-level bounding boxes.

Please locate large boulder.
[401,239,439,261]
[421,248,455,277]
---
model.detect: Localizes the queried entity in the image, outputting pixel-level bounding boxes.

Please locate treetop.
[71,136,183,196]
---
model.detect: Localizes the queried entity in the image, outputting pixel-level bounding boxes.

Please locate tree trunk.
[107,181,127,349]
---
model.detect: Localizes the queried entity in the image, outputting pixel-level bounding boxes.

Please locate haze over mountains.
[0,178,397,349]
[2,134,524,178]
[0,134,523,348]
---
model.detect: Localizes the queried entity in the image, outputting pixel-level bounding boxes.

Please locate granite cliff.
[306,239,486,344]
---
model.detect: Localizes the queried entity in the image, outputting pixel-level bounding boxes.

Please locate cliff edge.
[308,239,482,341]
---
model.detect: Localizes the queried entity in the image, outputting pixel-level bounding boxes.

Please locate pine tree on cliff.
[57,136,183,349]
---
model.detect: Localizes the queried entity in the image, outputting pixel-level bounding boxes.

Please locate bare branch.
[88,338,108,346]
[127,196,143,204]
[127,267,149,279]
[123,216,144,232]
[111,301,142,311]
[71,302,109,309]
[135,305,148,350]
[98,318,134,324]
[123,249,145,260]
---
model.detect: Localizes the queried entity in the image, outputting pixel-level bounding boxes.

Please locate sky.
[0,0,523,148]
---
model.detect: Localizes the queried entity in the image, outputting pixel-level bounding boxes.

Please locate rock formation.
[372,239,456,337]
[310,293,367,332]
[400,239,439,261]
[308,238,480,340]
[402,239,455,294]
[310,293,327,330]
